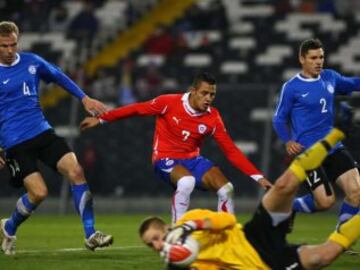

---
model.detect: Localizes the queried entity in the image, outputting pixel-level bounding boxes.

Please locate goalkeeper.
[139,110,360,269]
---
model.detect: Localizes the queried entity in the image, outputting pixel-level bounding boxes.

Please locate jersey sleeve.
[272,82,293,143]
[35,54,86,100]
[330,69,360,94]
[100,95,169,122]
[177,209,237,231]
[212,113,264,181]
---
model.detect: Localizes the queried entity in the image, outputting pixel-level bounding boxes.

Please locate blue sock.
[71,183,96,239]
[337,201,359,226]
[5,194,38,236]
[293,194,317,213]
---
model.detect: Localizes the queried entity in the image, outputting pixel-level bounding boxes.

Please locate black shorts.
[305,147,358,192]
[322,147,358,182]
[244,203,304,270]
[5,129,71,188]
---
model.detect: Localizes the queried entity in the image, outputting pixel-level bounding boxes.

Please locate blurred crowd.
[1,0,358,105]
[274,0,360,15]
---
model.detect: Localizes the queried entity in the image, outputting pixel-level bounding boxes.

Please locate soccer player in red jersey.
[80,72,272,223]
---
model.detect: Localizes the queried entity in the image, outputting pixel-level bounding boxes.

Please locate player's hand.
[165,223,195,244]
[80,117,100,131]
[286,141,304,156]
[82,96,108,116]
[258,178,272,190]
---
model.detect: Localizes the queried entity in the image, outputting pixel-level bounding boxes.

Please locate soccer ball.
[163,235,199,268]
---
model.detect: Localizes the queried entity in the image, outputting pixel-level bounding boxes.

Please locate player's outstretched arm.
[82,96,108,116]
[80,117,100,131]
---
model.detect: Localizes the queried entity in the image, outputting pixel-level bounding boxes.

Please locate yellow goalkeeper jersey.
[176,209,270,270]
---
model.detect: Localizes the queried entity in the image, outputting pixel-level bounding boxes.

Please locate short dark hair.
[0,21,19,37]
[138,216,166,237]
[191,72,216,88]
[299,38,323,57]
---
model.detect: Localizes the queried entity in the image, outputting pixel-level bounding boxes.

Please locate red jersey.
[100,93,263,180]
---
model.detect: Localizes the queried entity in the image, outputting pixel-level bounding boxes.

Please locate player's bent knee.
[314,194,336,211]
[273,176,297,196]
[218,182,234,195]
[315,196,335,210]
[67,165,85,183]
[176,176,196,193]
[345,189,360,206]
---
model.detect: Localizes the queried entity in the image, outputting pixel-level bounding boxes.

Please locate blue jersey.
[0,52,86,149]
[273,69,360,151]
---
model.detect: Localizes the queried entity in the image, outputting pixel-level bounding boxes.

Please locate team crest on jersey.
[198,124,207,134]
[28,65,37,75]
[327,84,334,94]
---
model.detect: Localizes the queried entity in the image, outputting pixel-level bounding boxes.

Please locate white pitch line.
[17,245,145,254]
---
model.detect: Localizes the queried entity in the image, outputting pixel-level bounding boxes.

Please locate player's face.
[299,48,324,78]
[190,81,216,112]
[142,226,166,252]
[0,32,18,65]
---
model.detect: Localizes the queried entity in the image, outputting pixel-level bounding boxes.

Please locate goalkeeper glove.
[165,220,205,244]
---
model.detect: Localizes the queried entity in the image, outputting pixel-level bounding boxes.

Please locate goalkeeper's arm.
[166,211,236,244]
[165,220,208,244]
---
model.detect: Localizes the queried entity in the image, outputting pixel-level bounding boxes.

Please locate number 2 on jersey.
[320,98,328,113]
[23,82,31,96]
[182,130,190,141]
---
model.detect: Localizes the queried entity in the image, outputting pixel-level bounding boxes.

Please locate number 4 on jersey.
[23,82,31,96]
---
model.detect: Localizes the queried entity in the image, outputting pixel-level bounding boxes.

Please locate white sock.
[172,176,195,223]
[217,182,234,213]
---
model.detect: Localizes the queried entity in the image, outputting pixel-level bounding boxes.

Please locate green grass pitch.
[0,213,359,269]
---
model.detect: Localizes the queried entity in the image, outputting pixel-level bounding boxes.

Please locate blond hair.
[0,21,19,37]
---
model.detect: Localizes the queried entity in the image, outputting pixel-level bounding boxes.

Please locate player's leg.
[201,167,234,213]
[263,128,345,215]
[56,152,113,250]
[57,152,94,236]
[39,132,112,250]
[1,139,44,256]
[153,158,198,223]
[299,212,360,269]
[169,165,196,223]
[1,172,46,255]
[293,168,335,213]
[336,167,360,226]
[298,241,343,269]
[8,173,47,232]
[322,148,360,226]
